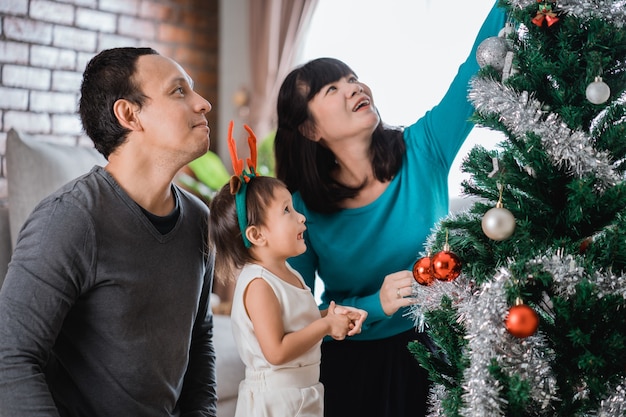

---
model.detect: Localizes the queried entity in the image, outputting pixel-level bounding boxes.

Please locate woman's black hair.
[274,57,405,213]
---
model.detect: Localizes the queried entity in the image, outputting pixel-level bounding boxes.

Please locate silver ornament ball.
[481,206,516,241]
[476,36,510,71]
[585,76,611,105]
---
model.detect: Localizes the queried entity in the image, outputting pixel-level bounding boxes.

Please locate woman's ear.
[298,120,320,142]
[245,225,266,246]
[113,99,142,131]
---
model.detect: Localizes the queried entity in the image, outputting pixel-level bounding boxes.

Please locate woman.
[273,2,506,416]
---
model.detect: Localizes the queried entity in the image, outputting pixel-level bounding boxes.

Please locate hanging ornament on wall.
[412,254,434,286]
[431,230,462,282]
[585,76,611,104]
[532,0,560,27]
[482,182,516,241]
[505,298,539,338]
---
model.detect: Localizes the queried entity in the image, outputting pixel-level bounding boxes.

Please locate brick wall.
[0,0,219,195]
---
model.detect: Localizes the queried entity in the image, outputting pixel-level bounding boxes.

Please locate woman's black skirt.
[320,328,433,417]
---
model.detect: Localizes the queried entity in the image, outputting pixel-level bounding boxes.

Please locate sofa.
[0,129,244,417]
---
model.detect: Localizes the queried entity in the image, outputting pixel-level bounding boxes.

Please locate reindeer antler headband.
[227,120,258,248]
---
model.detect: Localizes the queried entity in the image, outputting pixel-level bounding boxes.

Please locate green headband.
[227,121,258,249]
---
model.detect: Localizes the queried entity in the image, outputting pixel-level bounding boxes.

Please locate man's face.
[132,54,212,164]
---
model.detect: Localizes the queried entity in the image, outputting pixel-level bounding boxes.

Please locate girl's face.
[258,186,307,259]
[306,75,379,144]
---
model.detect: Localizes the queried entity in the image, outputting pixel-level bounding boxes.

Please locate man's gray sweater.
[0,166,217,416]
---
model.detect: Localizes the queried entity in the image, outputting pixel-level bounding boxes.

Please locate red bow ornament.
[532,1,559,27]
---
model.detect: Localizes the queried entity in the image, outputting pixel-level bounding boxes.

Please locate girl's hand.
[379,270,417,316]
[324,301,352,340]
[333,304,367,336]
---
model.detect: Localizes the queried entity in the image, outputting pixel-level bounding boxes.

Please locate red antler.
[243,124,257,173]
[227,121,258,181]
[227,120,244,176]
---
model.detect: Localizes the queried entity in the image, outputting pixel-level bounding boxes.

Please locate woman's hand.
[379,270,417,316]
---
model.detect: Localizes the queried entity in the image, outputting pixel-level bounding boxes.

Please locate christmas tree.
[408,1,626,416]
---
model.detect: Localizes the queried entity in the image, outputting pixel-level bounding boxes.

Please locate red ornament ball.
[431,250,462,281]
[579,237,592,254]
[505,304,539,338]
[412,256,434,286]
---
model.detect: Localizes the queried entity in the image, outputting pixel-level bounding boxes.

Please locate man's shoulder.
[176,184,209,215]
[40,167,110,209]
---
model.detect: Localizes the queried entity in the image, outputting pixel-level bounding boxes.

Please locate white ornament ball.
[476,37,510,71]
[585,77,611,104]
[498,22,515,38]
[481,206,516,241]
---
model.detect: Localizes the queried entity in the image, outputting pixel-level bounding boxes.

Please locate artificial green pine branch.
[409,1,626,415]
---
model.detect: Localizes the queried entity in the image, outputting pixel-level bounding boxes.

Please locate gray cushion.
[6,128,106,248]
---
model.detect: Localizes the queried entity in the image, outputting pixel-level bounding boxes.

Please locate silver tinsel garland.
[458,270,509,416]
[597,377,626,416]
[457,268,557,416]
[410,241,626,415]
[506,0,626,27]
[529,248,626,300]
[409,266,559,416]
[525,249,626,413]
[468,78,620,191]
[426,384,449,417]
[408,273,475,332]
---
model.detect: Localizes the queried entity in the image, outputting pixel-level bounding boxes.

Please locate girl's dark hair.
[209,176,287,283]
[79,47,158,159]
[274,57,405,213]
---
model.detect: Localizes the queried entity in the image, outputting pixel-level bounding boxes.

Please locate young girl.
[209,122,367,417]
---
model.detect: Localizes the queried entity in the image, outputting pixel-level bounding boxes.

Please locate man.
[0,47,217,416]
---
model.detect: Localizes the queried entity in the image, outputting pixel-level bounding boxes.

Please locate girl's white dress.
[231,262,324,417]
